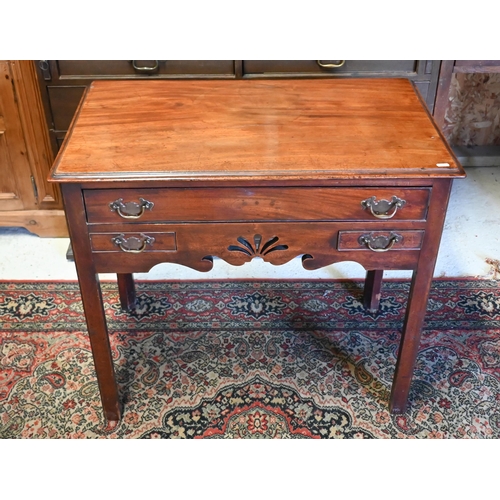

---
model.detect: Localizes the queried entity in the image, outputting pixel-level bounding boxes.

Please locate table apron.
[87,221,424,273]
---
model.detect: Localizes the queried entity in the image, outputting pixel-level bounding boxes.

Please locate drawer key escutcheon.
[358,233,402,252]
[109,198,154,219]
[361,195,406,219]
[111,234,155,253]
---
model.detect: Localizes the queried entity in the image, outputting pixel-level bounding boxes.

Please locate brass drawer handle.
[109,198,154,219]
[111,234,155,253]
[132,60,159,72]
[361,196,406,219]
[316,60,346,68]
[358,233,401,252]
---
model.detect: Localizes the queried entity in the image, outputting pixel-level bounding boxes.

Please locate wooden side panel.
[0,61,33,211]
[0,209,67,237]
[9,61,61,209]
[0,60,67,236]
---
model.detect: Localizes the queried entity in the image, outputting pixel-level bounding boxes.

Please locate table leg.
[117,273,136,311]
[61,184,121,424]
[364,270,384,311]
[389,266,434,413]
[78,271,122,424]
[389,179,453,414]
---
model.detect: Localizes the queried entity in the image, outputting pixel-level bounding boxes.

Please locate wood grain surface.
[50,79,464,182]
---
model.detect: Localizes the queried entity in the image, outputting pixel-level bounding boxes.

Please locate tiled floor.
[0,166,499,281]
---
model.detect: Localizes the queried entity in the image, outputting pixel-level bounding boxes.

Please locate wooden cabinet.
[0,61,67,236]
[35,60,441,155]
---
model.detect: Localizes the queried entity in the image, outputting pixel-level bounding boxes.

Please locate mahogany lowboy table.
[49,78,465,424]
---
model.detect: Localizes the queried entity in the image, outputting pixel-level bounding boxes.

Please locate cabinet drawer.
[84,187,430,224]
[90,231,177,252]
[57,60,236,78]
[338,230,424,251]
[243,60,418,76]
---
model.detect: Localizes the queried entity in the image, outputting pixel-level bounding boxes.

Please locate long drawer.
[56,60,235,78]
[243,60,419,76]
[84,187,431,224]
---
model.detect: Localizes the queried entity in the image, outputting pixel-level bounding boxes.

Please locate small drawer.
[84,187,431,224]
[338,230,424,251]
[90,232,177,253]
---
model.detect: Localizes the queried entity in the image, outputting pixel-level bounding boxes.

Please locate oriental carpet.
[0,279,499,439]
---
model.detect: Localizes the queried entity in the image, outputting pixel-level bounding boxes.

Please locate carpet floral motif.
[226,291,287,319]
[0,293,56,319]
[0,279,499,438]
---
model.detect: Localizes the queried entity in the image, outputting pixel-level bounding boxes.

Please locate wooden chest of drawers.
[49,78,464,425]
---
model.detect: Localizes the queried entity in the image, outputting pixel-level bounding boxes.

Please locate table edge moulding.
[48,78,465,425]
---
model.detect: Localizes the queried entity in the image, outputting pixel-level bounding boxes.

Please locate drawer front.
[338,230,424,251]
[90,232,177,252]
[57,60,236,78]
[243,60,418,76]
[84,187,430,224]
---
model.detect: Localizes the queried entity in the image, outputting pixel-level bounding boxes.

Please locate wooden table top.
[49,78,465,182]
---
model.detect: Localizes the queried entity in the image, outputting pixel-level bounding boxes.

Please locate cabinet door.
[0,61,35,211]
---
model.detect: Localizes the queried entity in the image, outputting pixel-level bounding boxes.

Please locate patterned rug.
[1,279,499,439]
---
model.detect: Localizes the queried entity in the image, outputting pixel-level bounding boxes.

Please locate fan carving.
[228,234,289,256]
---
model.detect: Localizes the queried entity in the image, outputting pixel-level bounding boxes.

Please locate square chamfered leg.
[117,273,136,311]
[389,179,453,414]
[61,184,121,425]
[364,270,384,312]
[390,265,434,413]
